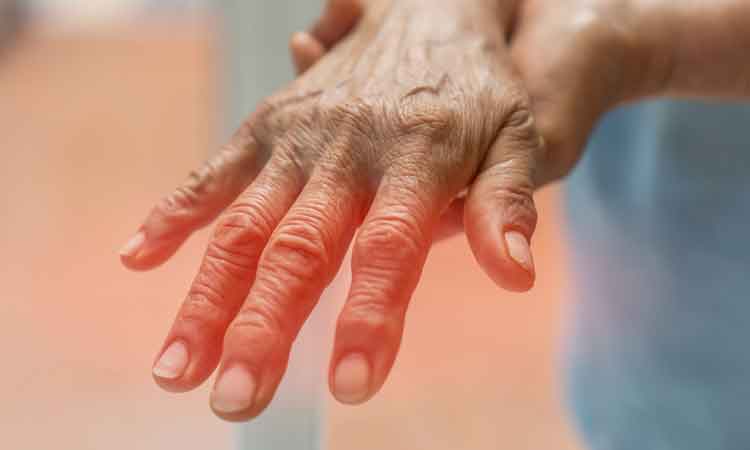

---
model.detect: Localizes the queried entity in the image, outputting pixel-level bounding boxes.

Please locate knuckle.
[178,293,232,333]
[494,185,538,231]
[204,206,274,277]
[231,118,259,146]
[251,100,279,143]
[324,96,377,133]
[355,215,425,268]
[498,94,538,139]
[252,98,278,126]
[262,219,332,284]
[273,142,312,180]
[214,203,275,249]
[495,101,546,167]
[396,101,457,142]
[157,190,196,221]
[249,96,302,145]
[496,184,536,210]
[339,300,400,338]
[231,302,285,343]
[504,102,535,134]
[158,160,221,218]
[228,121,267,166]
[204,240,259,281]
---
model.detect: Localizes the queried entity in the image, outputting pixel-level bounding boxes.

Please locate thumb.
[464,109,544,292]
[290,32,326,75]
[290,0,363,74]
[310,0,363,49]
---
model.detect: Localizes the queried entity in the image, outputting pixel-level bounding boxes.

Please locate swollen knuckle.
[157,190,195,220]
[503,102,538,139]
[231,302,284,340]
[204,240,258,280]
[340,301,398,336]
[356,216,424,265]
[250,96,299,144]
[398,101,456,139]
[495,186,538,227]
[179,293,230,331]
[253,98,277,126]
[214,204,274,248]
[326,97,377,131]
[159,161,220,217]
[263,223,331,283]
[501,185,536,209]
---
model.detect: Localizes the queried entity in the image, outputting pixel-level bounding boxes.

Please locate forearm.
[636,0,750,98]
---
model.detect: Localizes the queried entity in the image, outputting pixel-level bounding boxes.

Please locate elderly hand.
[294,0,678,188]
[121,0,546,421]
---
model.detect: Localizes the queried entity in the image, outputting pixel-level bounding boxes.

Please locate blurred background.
[0,1,581,448]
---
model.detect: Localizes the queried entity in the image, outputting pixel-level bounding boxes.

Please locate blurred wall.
[27,0,207,24]
[217,0,323,132]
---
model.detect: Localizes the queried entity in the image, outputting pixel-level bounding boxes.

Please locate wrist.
[625,0,680,99]
[628,0,750,98]
[361,0,515,40]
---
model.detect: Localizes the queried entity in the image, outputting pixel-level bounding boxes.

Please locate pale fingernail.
[153,340,189,380]
[119,231,145,258]
[333,353,371,404]
[211,366,257,414]
[504,230,534,273]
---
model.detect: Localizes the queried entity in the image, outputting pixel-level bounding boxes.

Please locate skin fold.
[122,0,750,422]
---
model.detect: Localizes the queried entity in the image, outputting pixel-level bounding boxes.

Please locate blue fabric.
[563,100,750,449]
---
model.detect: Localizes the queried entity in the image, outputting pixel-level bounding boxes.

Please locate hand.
[293,0,672,185]
[508,0,666,181]
[121,0,545,421]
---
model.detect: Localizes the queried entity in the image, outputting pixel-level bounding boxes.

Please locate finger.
[290,31,326,75]
[210,168,365,421]
[151,155,305,393]
[120,125,265,271]
[330,166,451,405]
[464,108,542,292]
[290,0,364,75]
[309,0,363,50]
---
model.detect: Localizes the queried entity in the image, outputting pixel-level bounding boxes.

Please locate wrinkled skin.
[122,0,750,424]
[121,0,546,422]
[293,0,663,188]
[283,0,750,436]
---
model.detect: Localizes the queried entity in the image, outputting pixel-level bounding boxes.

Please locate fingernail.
[211,366,257,414]
[153,340,189,380]
[120,231,145,258]
[333,353,371,404]
[504,230,534,273]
